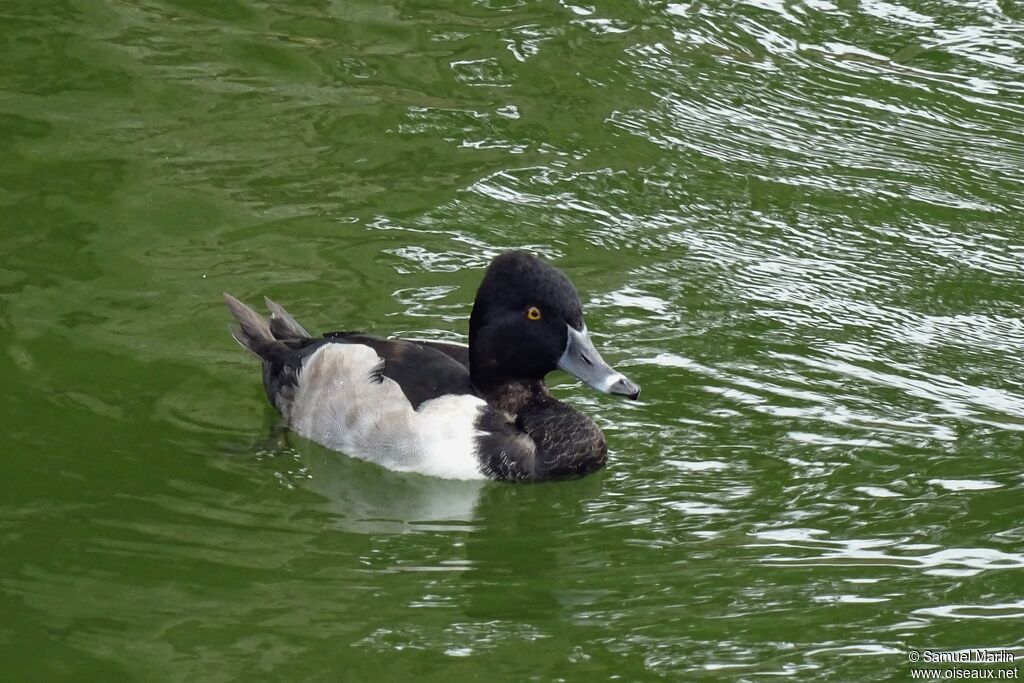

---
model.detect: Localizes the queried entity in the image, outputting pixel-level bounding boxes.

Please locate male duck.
[224,250,640,481]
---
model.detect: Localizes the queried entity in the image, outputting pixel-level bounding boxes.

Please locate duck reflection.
[294,439,486,535]
[283,433,610,622]
[459,474,608,621]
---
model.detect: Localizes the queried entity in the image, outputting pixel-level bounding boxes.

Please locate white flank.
[288,344,487,480]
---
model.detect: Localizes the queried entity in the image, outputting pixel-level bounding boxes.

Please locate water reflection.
[296,441,485,535]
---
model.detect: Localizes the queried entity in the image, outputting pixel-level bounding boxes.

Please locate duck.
[224,250,640,482]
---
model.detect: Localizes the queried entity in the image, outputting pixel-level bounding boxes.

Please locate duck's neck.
[468,337,548,410]
[476,377,549,413]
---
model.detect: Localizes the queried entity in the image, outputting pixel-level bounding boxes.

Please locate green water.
[3,0,1024,680]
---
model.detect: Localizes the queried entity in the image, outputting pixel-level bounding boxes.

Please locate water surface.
[2,0,1023,680]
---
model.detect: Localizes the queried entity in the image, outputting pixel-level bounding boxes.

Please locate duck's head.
[468,250,640,399]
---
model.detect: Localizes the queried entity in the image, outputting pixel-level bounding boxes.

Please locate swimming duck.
[224,250,640,481]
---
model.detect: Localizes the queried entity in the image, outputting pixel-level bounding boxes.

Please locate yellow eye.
[525,306,542,321]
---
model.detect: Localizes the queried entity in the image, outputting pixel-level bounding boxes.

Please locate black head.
[468,251,639,399]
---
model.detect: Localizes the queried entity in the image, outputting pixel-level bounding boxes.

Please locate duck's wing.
[321,332,476,408]
[225,294,478,409]
[387,338,469,370]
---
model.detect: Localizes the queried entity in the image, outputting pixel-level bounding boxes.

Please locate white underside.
[288,344,487,480]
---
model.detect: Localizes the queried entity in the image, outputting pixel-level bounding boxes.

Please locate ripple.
[928,478,1002,492]
[757,534,1024,577]
[914,601,1024,620]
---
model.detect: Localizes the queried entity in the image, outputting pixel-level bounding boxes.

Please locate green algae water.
[2,0,1024,680]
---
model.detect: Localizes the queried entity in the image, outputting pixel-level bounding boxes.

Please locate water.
[2,0,1023,679]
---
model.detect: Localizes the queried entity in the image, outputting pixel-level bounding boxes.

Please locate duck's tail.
[224,293,312,358]
[263,296,311,339]
[224,294,315,417]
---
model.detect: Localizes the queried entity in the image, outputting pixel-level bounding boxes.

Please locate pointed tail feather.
[224,293,276,357]
[264,297,312,340]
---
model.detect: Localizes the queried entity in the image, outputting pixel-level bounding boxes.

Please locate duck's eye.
[525,306,542,321]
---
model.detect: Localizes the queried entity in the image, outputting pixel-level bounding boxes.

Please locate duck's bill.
[558,325,641,399]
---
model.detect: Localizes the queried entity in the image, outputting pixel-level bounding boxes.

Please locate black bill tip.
[609,376,641,400]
